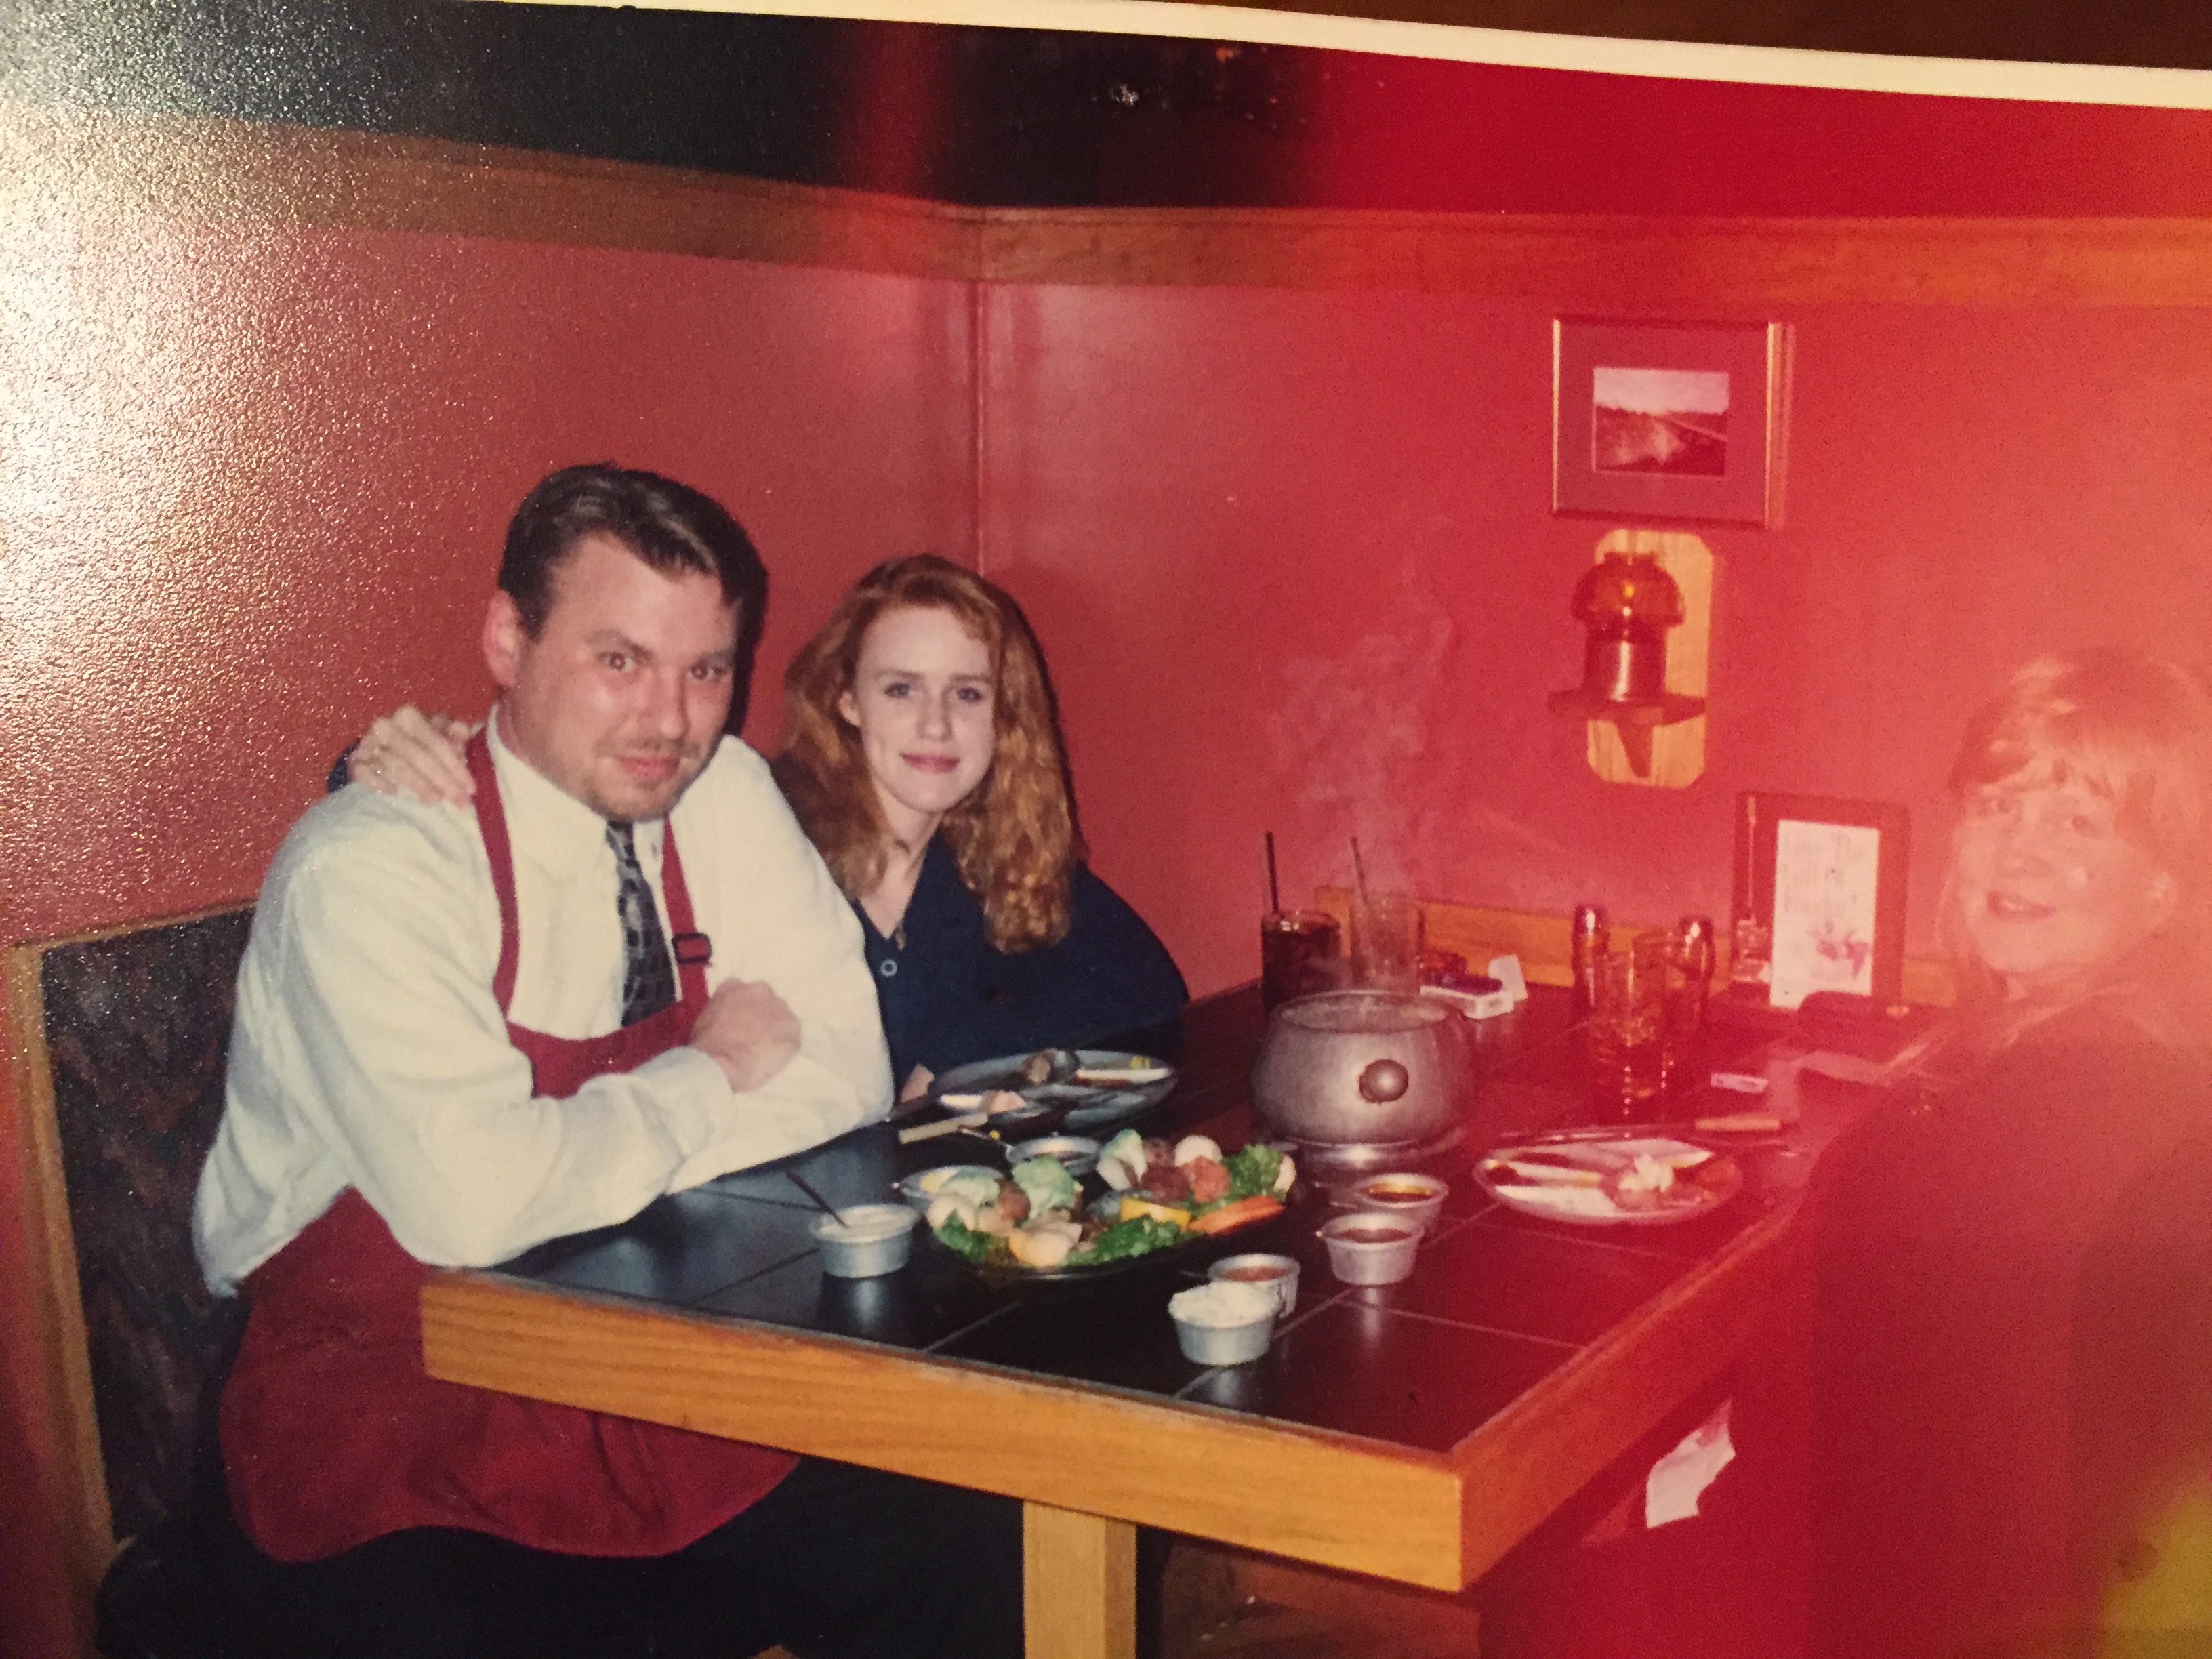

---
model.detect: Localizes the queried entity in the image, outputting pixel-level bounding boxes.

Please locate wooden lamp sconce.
[1547,529,1713,787]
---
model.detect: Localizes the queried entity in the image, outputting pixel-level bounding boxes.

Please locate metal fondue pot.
[1248,989,1475,1149]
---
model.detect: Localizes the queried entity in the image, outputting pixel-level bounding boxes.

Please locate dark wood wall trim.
[979,204,2212,306]
[7,101,987,282]
[13,100,2212,305]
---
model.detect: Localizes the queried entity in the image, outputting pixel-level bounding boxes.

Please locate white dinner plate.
[1474,1135,1742,1227]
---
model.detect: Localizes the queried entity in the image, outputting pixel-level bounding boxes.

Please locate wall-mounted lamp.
[1549,539,1711,785]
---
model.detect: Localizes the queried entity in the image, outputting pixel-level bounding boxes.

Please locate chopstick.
[898,1113,988,1145]
[1484,1158,1603,1187]
[1694,1111,1785,1134]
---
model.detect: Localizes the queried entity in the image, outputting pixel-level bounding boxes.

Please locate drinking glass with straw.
[1258,832,1340,1010]
[1348,837,1423,994]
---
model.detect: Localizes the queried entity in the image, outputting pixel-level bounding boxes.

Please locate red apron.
[221,734,796,1562]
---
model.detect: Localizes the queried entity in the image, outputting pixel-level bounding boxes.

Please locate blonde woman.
[1489,649,2212,1659]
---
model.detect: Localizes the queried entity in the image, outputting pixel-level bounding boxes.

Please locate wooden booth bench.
[5,905,815,1659]
[7,904,255,1659]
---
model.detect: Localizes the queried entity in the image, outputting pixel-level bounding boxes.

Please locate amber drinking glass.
[1261,911,1341,1010]
[1586,932,1673,1118]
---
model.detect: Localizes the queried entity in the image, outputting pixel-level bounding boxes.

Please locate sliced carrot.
[1189,1195,1284,1235]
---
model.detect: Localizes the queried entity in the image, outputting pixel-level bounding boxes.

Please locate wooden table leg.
[1023,1502,1136,1659]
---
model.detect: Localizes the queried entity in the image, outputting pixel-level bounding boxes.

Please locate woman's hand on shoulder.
[350,707,476,805]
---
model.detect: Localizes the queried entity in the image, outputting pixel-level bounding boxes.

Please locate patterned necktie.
[607,822,676,1025]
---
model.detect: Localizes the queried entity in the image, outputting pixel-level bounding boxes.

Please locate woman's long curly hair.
[1930,647,2212,1063]
[772,556,1084,953]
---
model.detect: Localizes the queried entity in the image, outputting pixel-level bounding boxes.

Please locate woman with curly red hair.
[767,554,1183,1091]
[342,554,1184,1094]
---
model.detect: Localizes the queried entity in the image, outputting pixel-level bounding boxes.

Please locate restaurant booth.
[7,14,2212,1657]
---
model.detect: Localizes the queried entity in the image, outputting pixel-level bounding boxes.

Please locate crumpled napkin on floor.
[1645,1398,1736,1528]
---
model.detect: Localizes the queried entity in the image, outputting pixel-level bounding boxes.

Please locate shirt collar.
[485,703,661,878]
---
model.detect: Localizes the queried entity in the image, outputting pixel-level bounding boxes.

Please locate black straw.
[785,1170,851,1229]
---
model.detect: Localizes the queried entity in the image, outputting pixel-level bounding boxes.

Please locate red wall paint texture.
[0,218,978,943]
[979,285,2212,995]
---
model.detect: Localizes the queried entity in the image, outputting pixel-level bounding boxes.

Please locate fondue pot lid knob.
[1359,1059,1411,1103]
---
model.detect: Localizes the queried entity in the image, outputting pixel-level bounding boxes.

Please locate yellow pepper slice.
[1118,1197,1192,1229]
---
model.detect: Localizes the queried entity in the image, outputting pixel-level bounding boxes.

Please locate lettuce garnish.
[1224,1143,1283,1203]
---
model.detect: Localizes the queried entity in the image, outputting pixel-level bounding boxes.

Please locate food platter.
[930,1048,1178,1135]
[920,1190,1296,1284]
[1474,1136,1742,1228]
[916,1134,1299,1283]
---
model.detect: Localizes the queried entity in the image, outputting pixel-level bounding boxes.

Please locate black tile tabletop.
[699,1244,1016,1351]
[701,1130,904,1210]
[1212,1300,1573,1452]
[492,981,1822,1458]
[510,1187,818,1305]
[1462,992,1579,1067]
[1479,1191,1788,1263]
[1147,995,1265,1097]
[931,1267,1227,1397]
[1379,1217,1698,1347]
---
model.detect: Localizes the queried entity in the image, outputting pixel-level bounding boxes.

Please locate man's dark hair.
[501,463,767,639]
[500,464,770,727]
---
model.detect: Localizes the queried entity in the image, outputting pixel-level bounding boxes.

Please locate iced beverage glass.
[1261,910,1341,1010]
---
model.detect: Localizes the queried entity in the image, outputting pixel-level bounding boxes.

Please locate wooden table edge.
[422,1190,1801,1599]
[422,1270,1469,1587]
[1443,1200,1800,1582]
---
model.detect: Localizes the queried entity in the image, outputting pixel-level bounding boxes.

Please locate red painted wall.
[978,285,2212,996]
[0,219,975,945]
[0,210,974,1656]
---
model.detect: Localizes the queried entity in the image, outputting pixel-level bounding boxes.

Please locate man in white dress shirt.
[187,466,1019,1659]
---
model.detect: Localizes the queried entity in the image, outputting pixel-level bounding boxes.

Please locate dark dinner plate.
[930,1048,1179,1136]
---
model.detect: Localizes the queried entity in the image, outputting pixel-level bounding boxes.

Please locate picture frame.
[1553,318,1793,528]
[1729,792,1910,1010]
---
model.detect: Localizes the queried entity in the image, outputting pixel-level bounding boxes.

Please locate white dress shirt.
[195,715,891,1294]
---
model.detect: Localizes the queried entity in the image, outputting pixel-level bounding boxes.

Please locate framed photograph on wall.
[1553,318,1793,527]
[1730,792,1910,1010]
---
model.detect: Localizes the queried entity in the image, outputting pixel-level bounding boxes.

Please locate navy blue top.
[859,837,1187,1084]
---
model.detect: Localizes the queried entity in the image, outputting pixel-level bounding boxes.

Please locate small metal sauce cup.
[1206,1253,1301,1319]
[1168,1282,1277,1365]
[1349,1171,1448,1234]
[811,1203,918,1279]
[1319,1212,1420,1286]
[1173,1312,1273,1366]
